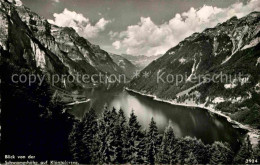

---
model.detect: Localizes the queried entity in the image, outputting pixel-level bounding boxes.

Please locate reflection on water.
[68,87,246,151]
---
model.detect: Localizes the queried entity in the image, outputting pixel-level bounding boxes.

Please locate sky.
[20,0,260,56]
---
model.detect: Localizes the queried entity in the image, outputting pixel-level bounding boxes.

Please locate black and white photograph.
[0,0,260,164]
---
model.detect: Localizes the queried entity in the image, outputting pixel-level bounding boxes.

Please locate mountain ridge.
[0,0,127,90]
[128,11,260,128]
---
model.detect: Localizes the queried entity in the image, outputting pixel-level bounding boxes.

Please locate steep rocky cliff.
[0,0,124,90]
[129,12,260,127]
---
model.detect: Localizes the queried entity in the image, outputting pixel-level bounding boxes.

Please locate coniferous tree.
[97,107,117,163]
[234,136,253,164]
[147,117,160,165]
[108,107,121,163]
[254,143,260,161]
[192,139,210,164]
[210,142,233,164]
[81,108,99,164]
[175,137,191,163]
[68,121,84,163]
[158,125,177,164]
[173,136,210,164]
[113,109,127,163]
[126,110,143,163]
[184,152,198,165]
[136,130,148,164]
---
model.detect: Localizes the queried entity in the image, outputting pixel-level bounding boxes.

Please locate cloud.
[111,0,260,56]
[112,41,121,49]
[109,31,119,40]
[48,8,111,38]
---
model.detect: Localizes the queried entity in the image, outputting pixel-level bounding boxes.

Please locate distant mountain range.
[121,54,163,70]
[129,12,260,128]
[109,53,163,78]
[109,53,138,79]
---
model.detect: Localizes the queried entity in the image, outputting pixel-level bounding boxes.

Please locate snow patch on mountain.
[222,25,249,64]
[178,57,186,64]
[242,37,260,50]
[187,57,201,81]
[169,51,175,55]
[118,60,126,69]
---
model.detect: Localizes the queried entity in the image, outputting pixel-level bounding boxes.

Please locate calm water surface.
[68,87,246,151]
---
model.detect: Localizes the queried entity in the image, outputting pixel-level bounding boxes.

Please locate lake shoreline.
[125,87,259,147]
[66,99,91,106]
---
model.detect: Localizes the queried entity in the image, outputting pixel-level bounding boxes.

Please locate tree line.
[69,107,260,164]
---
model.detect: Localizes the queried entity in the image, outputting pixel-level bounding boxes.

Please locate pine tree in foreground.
[254,143,260,161]
[97,107,118,163]
[68,121,85,163]
[147,117,160,165]
[125,110,144,163]
[113,109,127,163]
[234,135,253,164]
[81,108,99,164]
[175,137,189,163]
[136,130,148,164]
[210,141,233,164]
[158,125,177,164]
[184,152,198,164]
[176,136,209,164]
[191,139,210,164]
